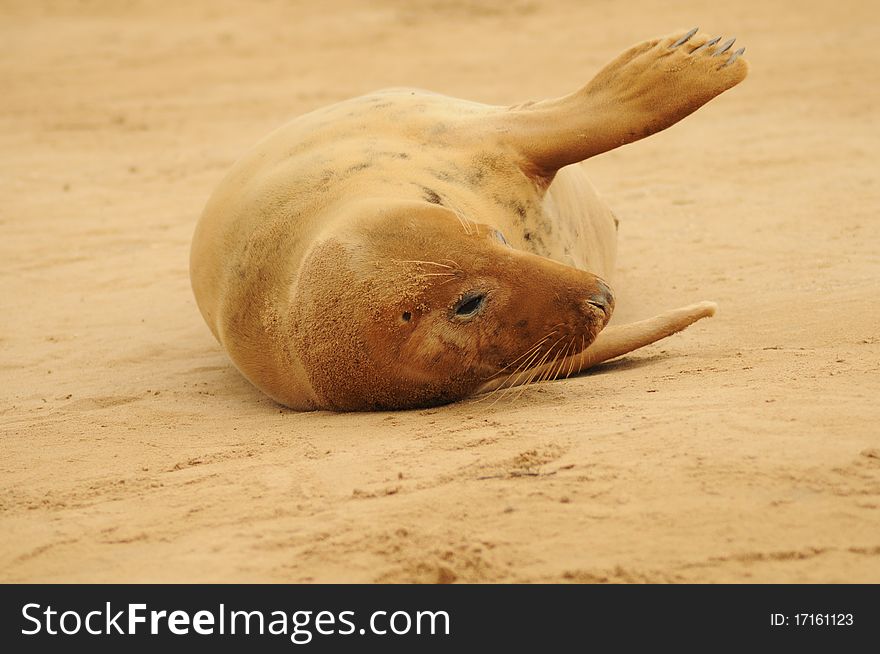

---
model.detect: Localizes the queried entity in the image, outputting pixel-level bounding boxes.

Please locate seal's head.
[291,201,614,410]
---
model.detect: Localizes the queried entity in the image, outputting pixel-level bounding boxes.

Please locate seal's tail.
[498,29,748,177]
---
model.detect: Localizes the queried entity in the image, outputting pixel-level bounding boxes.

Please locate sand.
[2,0,878,583]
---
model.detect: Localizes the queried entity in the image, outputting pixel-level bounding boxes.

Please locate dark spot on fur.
[346,162,371,173]
[524,231,532,241]
[421,187,443,205]
[430,169,455,183]
[374,151,410,160]
[466,151,510,186]
[492,194,530,223]
[316,169,335,189]
[467,166,486,185]
[516,319,528,329]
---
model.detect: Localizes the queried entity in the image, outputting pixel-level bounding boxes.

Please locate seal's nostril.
[586,279,615,313]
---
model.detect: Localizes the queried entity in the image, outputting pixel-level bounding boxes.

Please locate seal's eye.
[454,292,486,318]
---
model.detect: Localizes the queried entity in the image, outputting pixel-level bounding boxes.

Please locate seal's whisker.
[471,356,530,405]
[439,258,461,270]
[484,374,520,407]
[533,336,567,385]
[555,341,572,381]
[550,342,566,382]
[513,343,559,401]
[503,322,568,380]
[487,335,560,407]
[455,208,479,237]
[566,339,578,379]
[434,276,461,289]
[470,348,536,405]
[485,340,551,407]
[435,277,456,288]
[461,212,481,238]
[521,357,546,389]
[538,339,566,383]
[559,339,576,380]
[549,342,570,382]
[511,369,539,404]
[484,331,556,379]
[541,352,561,384]
[490,344,544,383]
[396,259,456,269]
[547,334,565,376]
[516,344,557,394]
[513,342,560,401]
[580,335,586,375]
[537,356,554,385]
[451,208,472,236]
[564,339,577,378]
[484,328,559,383]
[508,341,555,388]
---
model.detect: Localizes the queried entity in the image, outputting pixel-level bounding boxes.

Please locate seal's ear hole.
[401,311,412,322]
[454,292,486,318]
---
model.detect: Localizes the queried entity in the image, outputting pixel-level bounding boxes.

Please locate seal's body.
[191,29,748,410]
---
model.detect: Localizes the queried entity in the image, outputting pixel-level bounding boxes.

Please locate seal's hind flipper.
[575,301,717,368]
[502,29,748,177]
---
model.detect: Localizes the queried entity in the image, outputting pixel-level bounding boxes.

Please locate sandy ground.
[2,0,879,583]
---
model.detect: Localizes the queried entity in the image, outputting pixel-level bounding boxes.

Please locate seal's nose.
[585,279,615,315]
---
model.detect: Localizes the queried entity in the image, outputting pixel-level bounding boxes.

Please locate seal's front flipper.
[502,29,748,176]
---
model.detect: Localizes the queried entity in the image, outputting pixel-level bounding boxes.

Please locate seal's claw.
[670,27,699,48]
[517,29,750,169]
[723,47,746,67]
[714,38,736,56]
[691,36,721,55]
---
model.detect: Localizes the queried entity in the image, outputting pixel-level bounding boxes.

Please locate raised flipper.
[501,29,748,176]
[475,302,717,395]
